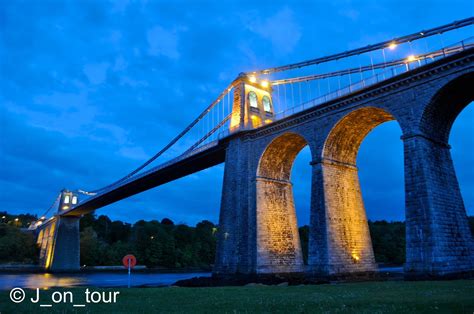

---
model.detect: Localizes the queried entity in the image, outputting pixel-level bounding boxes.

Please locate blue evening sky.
[1,0,473,225]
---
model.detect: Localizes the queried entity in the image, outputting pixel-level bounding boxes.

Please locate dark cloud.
[1,0,473,225]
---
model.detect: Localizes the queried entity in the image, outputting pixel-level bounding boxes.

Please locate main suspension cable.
[248,17,474,75]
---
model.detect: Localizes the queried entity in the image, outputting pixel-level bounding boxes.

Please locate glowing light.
[260,80,269,88]
[72,196,78,205]
[250,115,258,120]
[1,216,5,219]
[248,75,257,83]
[406,55,416,62]
[352,254,360,262]
[62,205,69,210]
[14,218,19,222]
[40,216,46,220]
[388,42,397,50]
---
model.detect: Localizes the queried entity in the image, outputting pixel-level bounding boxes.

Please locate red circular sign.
[122,254,137,268]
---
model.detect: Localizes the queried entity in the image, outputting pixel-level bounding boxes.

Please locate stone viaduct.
[214,49,474,279]
[36,48,474,279]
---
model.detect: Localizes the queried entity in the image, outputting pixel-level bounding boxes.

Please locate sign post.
[122,254,137,288]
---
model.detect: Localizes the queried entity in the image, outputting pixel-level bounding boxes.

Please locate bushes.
[79,214,216,268]
[1,212,473,267]
[0,224,38,264]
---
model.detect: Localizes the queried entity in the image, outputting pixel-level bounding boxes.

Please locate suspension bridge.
[30,18,474,278]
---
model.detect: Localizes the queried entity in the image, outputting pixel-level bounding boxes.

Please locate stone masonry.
[215,49,474,278]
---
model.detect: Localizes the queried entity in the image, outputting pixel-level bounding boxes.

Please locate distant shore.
[0,264,212,273]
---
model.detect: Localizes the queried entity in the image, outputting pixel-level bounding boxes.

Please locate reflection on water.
[0,272,211,290]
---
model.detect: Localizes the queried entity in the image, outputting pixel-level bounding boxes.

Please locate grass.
[0,280,473,313]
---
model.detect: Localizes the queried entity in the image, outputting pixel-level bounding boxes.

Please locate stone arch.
[323,106,396,164]
[255,132,310,274]
[402,71,474,277]
[258,132,309,181]
[311,106,401,275]
[419,72,474,143]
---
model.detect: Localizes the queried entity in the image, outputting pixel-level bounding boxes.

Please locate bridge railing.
[271,37,474,121]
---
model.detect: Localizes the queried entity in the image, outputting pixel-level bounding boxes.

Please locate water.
[0,267,403,290]
[0,272,211,290]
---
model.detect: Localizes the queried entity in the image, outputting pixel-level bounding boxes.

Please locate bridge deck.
[61,47,473,217]
[61,142,227,216]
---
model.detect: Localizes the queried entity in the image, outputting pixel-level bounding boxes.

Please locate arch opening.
[420,72,474,143]
[451,103,474,224]
[255,132,310,274]
[323,107,395,165]
[314,106,400,275]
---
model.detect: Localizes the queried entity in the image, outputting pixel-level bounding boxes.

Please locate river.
[0,272,211,290]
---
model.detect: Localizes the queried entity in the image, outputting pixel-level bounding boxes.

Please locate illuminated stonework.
[310,107,395,275]
[38,219,57,269]
[256,133,307,273]
[323,107,394,164]
[229,77,274,132]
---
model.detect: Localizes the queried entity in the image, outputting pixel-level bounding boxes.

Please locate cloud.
[1,0,473,225]
[83,62,110,85]
[146,25,181,59]
[245,7,302,55]
[339,9,360,21]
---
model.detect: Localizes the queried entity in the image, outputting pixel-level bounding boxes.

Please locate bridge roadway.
[61,47,474,217]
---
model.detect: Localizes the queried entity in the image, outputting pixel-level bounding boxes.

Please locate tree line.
[1,211,473,268]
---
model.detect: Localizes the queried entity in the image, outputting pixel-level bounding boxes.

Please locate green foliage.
[298,225,309,265]
[368,220,406,264]
[2,210,473,268]
[78,215,216,268]
[0,223,38,263]
[0,211,37,228]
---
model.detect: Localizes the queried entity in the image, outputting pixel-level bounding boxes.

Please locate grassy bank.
[0,280,473,313]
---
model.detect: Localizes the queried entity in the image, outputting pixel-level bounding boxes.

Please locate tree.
[80,227,103,266]
[298,226,309,265]
[0,224,38,263]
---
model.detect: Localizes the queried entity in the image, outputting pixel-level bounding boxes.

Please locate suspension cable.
[81,80,239,195]
[36,193,61,220]
[270,42,472,86]
[248,17,474,75]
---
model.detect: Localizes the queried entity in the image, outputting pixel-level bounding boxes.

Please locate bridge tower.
[229,73,274,132]
[215,75,306,277]
[37,189,81,272]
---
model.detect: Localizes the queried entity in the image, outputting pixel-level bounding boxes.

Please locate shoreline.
[0,264,212,274]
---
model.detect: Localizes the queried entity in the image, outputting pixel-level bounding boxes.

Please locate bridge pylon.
[37,189,80,272]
